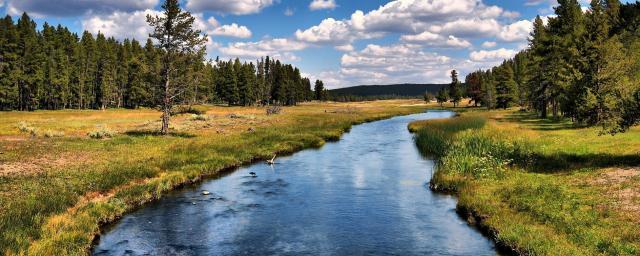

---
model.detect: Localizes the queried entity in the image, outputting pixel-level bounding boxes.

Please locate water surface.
[93,111,496,255]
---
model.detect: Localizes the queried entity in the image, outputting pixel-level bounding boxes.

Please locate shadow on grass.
[518,152,640,174]
[495,112,581,131]
[124,130,196,138]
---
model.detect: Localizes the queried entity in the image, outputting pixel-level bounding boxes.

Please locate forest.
[0,13,323,111]
[440,0,640,134]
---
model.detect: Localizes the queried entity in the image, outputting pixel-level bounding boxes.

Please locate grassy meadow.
[0,100,428,255]
[411,108,640,255]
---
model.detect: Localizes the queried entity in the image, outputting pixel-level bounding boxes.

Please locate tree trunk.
[161,76,170,135]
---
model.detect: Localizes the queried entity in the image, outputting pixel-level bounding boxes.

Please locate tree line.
[440,0,640,134]
[0,12,324,112]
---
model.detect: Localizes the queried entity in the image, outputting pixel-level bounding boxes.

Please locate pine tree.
[147,0,207,134]
[314,80,324,101]
[465,72,482,107]
[448,70,463,107]
[494,62,518,109]
[436,88,449,107]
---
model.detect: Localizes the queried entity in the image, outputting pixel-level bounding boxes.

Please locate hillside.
[329,84,447,97]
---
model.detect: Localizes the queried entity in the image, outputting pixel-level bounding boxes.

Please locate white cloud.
[7,0,158,16]
[431,18,501,38]
[295,18,381,45]
[309,0,336,11]
[401,32,471,48]
[335,44,354,52]
[295,0,513,47]
[0,0,4,8]
[503,10,521,19]
[211,23,252,38]
[470,48,518,62]
[307,43,459,88]
[498,19,533,42]
[482,41,497,48]
[219,38,307,62]
[186,0,274,15]
[82,9,161,42]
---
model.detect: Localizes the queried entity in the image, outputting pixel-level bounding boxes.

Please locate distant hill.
[329,83,447,97]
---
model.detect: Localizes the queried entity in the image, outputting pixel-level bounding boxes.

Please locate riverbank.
[0,100,427,255]
[411,109,640,255]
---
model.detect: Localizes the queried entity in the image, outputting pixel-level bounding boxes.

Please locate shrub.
[190,114,209,121]
[43,130,65,138]
[171,105,207,115]
[266,106,282,115]
[17,121,38,136]
[88,126,115,139]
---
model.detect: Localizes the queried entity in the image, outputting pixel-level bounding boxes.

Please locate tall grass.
[412,116,486,157]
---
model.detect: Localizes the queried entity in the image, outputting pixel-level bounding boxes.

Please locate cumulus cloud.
[335,44,354,52]
[306,44,458,88]
[431,18,501,38]
[295,0,518,47]
[294,18,382,45]
[82,9,161,42]
[218,38,307,62]
[498,19,533,42]
[309,0,337,11]
[186,0,274,15]
[401,32,471,48]
[470,48,518,62]
[211,23,252,38]
[7,0,158,17]
[482,41,497,48]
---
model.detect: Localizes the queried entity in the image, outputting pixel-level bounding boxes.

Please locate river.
[93,111,497,255]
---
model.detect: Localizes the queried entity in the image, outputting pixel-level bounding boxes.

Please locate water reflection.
[93,111,496,256]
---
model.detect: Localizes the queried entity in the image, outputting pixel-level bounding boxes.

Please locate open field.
[411,108,640,255]
[0,100,428,255]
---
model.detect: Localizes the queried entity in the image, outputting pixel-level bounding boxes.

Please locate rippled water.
[93,111,497,256]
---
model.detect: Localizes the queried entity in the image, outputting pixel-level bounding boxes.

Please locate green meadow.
[0,100,427,255]
[411,108,640,255]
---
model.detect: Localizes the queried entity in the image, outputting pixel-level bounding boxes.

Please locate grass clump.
[87,126,115,139]
[410,115,486,156]
[189,114,209,121]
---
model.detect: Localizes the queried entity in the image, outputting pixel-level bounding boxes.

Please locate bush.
[189,114,209,121]
[43,130,65,138]
[171,105,207,115]
[266,106,282,115]
[88,126,115,139]
[17,121,37,135]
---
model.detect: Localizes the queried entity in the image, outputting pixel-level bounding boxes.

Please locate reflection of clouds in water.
[94,111,495,255]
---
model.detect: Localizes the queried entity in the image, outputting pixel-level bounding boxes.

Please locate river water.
[93,111,497,256]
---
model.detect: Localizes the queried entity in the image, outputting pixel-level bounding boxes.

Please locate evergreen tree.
[147,0,207,134]
[465,72,482,107]
[494,62,518,109]
[436,88,449,107]
[448,70,463,107]
[314,80,324,101]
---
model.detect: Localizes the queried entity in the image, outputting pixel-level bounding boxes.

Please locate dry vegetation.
[0,100,429,255]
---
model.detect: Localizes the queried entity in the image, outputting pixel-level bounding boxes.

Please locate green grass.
[411,109,640,255]
[0,100,429,255]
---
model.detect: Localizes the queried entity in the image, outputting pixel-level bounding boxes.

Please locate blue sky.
[0,0,634,88]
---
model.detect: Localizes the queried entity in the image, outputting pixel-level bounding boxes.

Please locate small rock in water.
[192,202,197,205]
[202,191,210,195]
